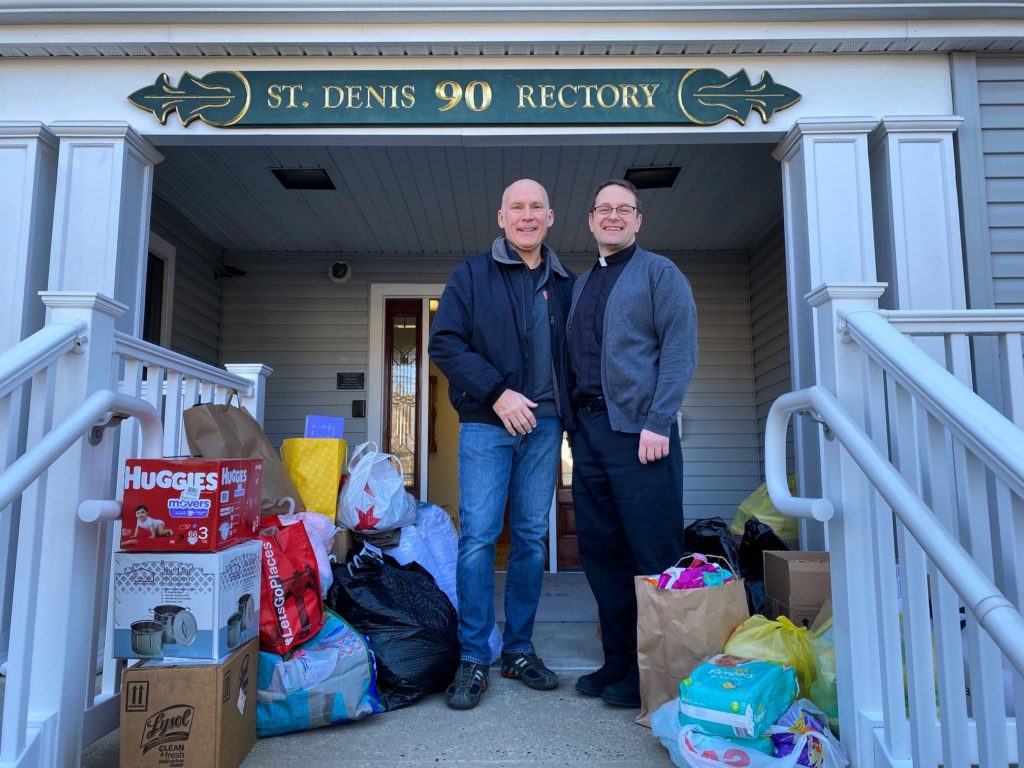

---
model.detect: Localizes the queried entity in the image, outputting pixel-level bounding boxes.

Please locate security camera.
[328,261,352,284]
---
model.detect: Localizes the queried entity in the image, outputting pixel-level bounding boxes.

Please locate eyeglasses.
[591,204,639,217]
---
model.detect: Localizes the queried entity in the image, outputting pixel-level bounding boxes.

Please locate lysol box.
[120,459,262,553]
[112,541,261,661]
[120,639,257,768]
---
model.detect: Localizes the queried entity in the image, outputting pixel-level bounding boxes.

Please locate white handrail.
[844,310,1024,499]
[880,309,1024,334]
[0,323,82,399]
[113,333,253,395]
[0,389,161,511]
[766,385,1024,677]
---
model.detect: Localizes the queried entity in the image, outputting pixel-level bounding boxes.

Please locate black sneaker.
[445,661,489,710]
[500,651,559,691]
[575,663,629,697]
[600,666,641,708]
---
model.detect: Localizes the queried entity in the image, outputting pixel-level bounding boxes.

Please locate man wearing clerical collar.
[567,178,698,709]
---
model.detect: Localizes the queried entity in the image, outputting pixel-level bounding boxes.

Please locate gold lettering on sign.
[640,83,661,107]
[266,84,303,109]
[516,85,536,109]
[322,83,416,110]
[557,85,578,108]
[514,81,661,111]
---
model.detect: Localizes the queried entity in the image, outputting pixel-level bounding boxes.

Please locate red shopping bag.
[259,521,325,655]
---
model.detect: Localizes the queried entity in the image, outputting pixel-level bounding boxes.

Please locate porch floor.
[80,572,673,767]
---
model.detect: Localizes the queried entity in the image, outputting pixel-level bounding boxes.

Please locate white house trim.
[145,230,175,347]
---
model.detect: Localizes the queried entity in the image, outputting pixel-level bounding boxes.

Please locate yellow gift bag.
[280,438,347,519]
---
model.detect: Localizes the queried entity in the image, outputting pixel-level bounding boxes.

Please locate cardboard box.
[120,459,263,553]
[113,541,261,660]
[120,639,257,768]
[763,551,831,628]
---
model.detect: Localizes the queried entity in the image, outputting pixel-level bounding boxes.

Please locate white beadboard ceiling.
[153,142,783,257]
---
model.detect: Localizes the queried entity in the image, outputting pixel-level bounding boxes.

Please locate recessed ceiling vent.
[623,165,681,190]
[272,167,336,190]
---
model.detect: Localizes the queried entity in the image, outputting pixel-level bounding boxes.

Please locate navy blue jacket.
[429,237,575,430]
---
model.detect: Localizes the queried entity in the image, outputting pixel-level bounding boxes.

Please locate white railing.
[765,296,1024,768]
[0,292,271,768]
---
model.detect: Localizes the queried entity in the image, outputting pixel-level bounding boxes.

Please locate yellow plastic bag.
[280,438,347,519]
[809,617,839,735]
[724,614,816,697]
[730,475,800,543]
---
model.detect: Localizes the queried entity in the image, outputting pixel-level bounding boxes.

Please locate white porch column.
[772,118,878,550]
[869,117,967,311]
[0,122,58,669]
[224,363,274,426]
[5,292,125,768]
[46,122,163,337]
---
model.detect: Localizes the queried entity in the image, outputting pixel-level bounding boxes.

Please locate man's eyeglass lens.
[592,205,638,217]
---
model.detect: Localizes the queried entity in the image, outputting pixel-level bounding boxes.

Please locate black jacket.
[428,237,575,430]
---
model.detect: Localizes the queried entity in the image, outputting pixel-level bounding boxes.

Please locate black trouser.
[571,400,685,672]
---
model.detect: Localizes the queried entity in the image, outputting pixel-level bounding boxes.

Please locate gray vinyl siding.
[979,56,1024,309]
[219,251,762,523]
[748,228,793,480]
[150,197,223,365]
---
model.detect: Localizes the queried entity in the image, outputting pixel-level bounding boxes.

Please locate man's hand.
[638,429,669,464]
[493,389,538,436]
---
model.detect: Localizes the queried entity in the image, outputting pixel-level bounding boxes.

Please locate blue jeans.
[456,418,561,664]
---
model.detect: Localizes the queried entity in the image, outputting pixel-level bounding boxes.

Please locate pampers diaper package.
[678,653,798,740]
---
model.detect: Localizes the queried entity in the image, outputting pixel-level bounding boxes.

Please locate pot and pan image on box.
[227,594,256,649]
[131,605,199,656]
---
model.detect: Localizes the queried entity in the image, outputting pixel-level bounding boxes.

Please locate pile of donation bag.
[641,504,845,767]
[110,406,484,766]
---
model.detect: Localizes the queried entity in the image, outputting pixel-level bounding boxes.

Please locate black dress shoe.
[600,666,641,708]
[575,663,629,697]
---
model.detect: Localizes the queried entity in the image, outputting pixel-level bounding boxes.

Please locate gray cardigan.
[567,247,698,436]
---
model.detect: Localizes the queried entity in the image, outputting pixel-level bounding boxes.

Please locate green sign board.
[129,69,800,129]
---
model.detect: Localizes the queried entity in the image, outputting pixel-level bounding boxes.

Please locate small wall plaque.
[336,372,365,390]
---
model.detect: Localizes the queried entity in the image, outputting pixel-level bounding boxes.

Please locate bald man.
[429,179,575,710]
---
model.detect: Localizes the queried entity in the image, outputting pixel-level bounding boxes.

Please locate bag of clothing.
[683,518,740,573]
[738,517,791,615]
[264,512,338,598]
[326,545,459,710]
[724,615,816,697]
[257,609,384,736]
[384,502,501,661]
[337,442,416,533]
[259,522,325,655]
[635,572,750,727]
[730,477,800,545]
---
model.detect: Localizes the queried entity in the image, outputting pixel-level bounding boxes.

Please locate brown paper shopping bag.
[183,402,305,515]
[634,574,749,727]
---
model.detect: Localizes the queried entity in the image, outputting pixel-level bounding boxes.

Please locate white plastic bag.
[653,699,847,768]
[337,442,417,533]
[385,502,501,663]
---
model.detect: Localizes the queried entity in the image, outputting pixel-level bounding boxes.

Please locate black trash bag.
[326,548,459,711]
[683,517,740,573]
[738,516,790,615]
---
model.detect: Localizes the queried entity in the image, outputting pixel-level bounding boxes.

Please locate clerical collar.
[597,243,637,268]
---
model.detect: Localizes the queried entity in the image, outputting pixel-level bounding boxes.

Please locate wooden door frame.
[368,283,444,501]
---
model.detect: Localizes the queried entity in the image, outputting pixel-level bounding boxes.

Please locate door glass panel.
[384,299,421,493]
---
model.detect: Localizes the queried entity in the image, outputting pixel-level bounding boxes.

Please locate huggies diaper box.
[121,459,262,553]
[113,541,262,660]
